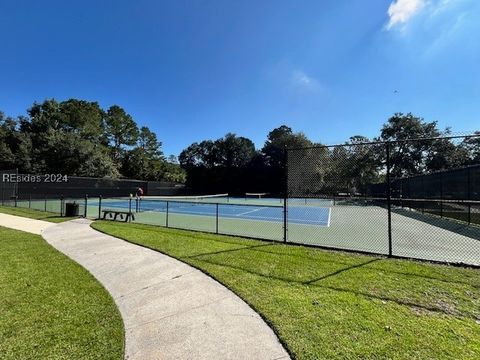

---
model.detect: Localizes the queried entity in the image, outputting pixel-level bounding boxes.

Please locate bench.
[102,210,135,222]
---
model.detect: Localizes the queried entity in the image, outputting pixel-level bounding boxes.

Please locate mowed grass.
[0,206,75,223]
[93,220,480,360]
[0,226,124,359]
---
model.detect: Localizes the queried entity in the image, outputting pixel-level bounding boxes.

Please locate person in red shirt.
[136,187,144,198]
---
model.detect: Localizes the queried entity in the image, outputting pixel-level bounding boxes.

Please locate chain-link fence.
[287,135,480,266]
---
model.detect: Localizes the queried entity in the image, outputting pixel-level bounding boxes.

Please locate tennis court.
[8,193,480,266]
[98,197,331,226]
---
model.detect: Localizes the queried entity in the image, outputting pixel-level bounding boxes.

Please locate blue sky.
[1,0,479,156]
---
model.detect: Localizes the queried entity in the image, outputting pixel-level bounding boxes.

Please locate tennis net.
[245,192,269,199]
[140,193,229,203]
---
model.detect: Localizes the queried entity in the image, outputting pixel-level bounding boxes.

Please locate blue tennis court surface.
[99,199,331,226]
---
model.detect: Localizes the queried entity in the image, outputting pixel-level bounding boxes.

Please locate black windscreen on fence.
[0,173,184,199]
[0,169,17,205]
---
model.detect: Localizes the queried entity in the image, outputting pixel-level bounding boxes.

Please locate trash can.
[65,202,79,217]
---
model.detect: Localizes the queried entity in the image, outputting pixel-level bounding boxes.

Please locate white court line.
[236,208,263,217]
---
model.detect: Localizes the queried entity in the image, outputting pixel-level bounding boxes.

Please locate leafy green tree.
[180,133,256,169]
[105,105,139,161]
[1,99,181,182]
[0,112,17,169]
[377,113,446,177]
[459,132,480,164]
[262,125,313,168]
[214,133,256,168]
[161,161,187,183]
[18,100,121,177]
[287,145,329,196]
[343,136,383,194]
[425,137,469,171]
[138,126,163,159]
[179,140,219,169]
[59,99,106,142]
[121,126,167,180]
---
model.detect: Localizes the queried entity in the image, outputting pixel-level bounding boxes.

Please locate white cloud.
[386,0,427,29]
[291,70,322,92]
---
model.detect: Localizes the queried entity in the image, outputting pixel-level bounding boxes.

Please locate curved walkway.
[41,218,289,360]
[0,212,56,235]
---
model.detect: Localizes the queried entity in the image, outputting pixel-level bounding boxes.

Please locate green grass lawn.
[93,220,480,360]
[0,205,76,223]
[0,226,124,359]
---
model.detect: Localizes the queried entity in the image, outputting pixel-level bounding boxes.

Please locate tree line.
[179,113,479,196]
[2,102,478,196]
[0,99,185,182]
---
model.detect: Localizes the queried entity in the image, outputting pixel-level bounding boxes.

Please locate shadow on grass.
[116,222,261,246]
[212,242,479,289]
[191,256,472,318]
[304,258,381,284]
[185,243,276,259]
[116,221,479,288]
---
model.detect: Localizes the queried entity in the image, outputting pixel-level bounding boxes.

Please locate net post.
[84,194,88,218]
[283,147,288,243]
[166,201,169,228]
[216,203,219,234]
[135,196,139,212]
[386,142,393,257]
[98,195,102,220]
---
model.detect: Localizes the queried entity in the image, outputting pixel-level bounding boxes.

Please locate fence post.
[14,168,18,200]
[44,195,47,212]
[14,195,17,208]
[98,195,102,219]
[386,142,393,257]
[468,204,471,225]
[128,197,132,222]
[440,171,443,218]
[216,203,219,234]
[467,166,471,225]
[166,201,169,228]
[84,194,88,218]
[60,195,64,216]
[135,197,139,212]
[29,194,31,209]
[283,148,288,243]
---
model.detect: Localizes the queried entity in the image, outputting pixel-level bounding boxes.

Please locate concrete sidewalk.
[0,213,56,235]
[42,218,289,360]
